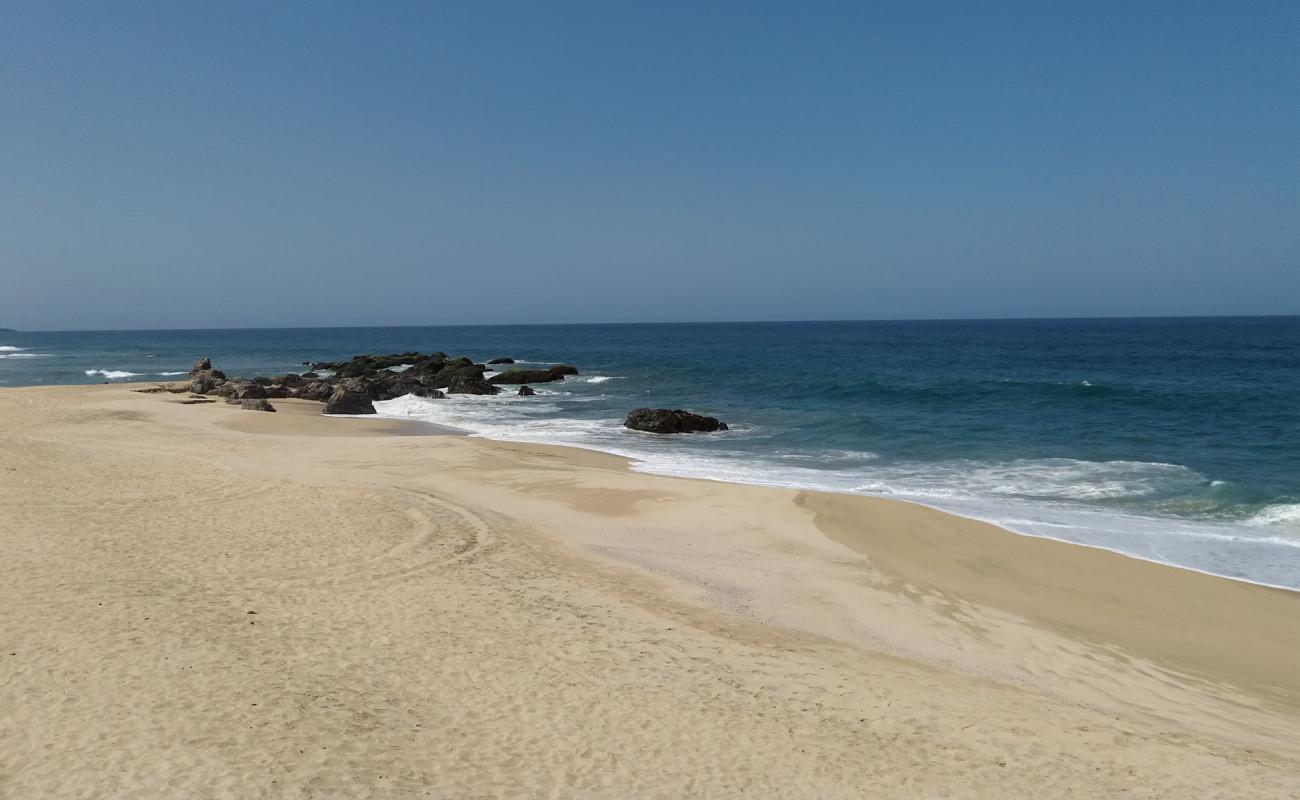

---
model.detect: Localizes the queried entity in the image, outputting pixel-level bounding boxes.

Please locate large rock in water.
[517,385,536,396]
[323,388,376,415]
[487,357,515,365]
[446,375,500,395]
[625,408,728,434]
[487,366,572,385]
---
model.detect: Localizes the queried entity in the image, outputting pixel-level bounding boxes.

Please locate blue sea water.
[3,318,1298,589]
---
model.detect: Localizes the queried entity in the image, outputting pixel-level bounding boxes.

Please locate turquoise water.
[3,317,1297,588]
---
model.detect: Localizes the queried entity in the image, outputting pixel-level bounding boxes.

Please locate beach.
[2,383,1298,798]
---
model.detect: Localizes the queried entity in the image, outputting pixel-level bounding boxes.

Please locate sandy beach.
[2,383,1298,798]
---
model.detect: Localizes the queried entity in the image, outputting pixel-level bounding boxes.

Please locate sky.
[1,1,1297,330]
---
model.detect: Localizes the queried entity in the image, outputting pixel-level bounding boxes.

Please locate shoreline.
[4,383,1299,796]
[361,393,1300,595]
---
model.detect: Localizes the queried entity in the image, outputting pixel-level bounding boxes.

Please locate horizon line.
[4,312,1298,334]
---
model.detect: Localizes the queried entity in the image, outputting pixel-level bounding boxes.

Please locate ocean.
[3,317,1297,589]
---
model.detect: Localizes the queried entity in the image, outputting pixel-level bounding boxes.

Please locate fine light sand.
[1,384,1298,798]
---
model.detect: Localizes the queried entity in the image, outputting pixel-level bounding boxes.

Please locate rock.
[189,371,226,395]
[187,357,228,394]
[418,358,490,390]
[133,386,171,394]
[412,387,446,399]
[323,388,376,415]
[225,382,267,400]
[487,357,515,365]
[517,386,536,397]
[251,376,273,386]
[300,372,319,380]
[273,373,305,388]
[295,381,335,402]
[550,364,579,377]
[263,385,291,399]
[487,367,568,385]
[179,398,216,405]
[240,399,277,412]
[314,352,427,376]
[446,375,500,395]
[624,408,728,434]
[186,356,227,395]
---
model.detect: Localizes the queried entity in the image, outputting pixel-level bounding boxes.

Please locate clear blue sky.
[2,1,1296,330]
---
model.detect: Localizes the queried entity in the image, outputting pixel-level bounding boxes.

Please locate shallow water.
[4,317,1297,588]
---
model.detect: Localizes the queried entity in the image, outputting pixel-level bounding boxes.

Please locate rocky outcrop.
[221,382,268,400]
[446,375,500,395]
[296,381,335,402]
[487,366,573,385]
[311,352,425,377]
[181,349,574,416]
[240,399,276,412]
[187,356,227,395]
[323,388,376,415]
[487,357,515,365]
[625,408,728,434]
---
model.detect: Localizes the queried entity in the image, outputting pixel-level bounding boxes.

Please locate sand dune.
[1,385,1297,798]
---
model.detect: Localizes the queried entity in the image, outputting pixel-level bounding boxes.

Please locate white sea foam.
[583,375,622,384]
[157,371,188,376]
[85,369,141,379]
[0,345,26,351]
[1247,503,1300,528]
[0,353,50,359]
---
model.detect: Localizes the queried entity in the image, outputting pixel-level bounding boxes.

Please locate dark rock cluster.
[183,352,576,416]
[183,353,731,432]
[624,408,728,434]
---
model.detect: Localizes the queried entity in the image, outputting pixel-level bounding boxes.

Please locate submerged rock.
[625,408,728,434]
[487,357,515,365]
[517,385,536,397]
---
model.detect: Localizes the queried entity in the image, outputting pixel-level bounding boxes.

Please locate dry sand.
[1,384,1297,798]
